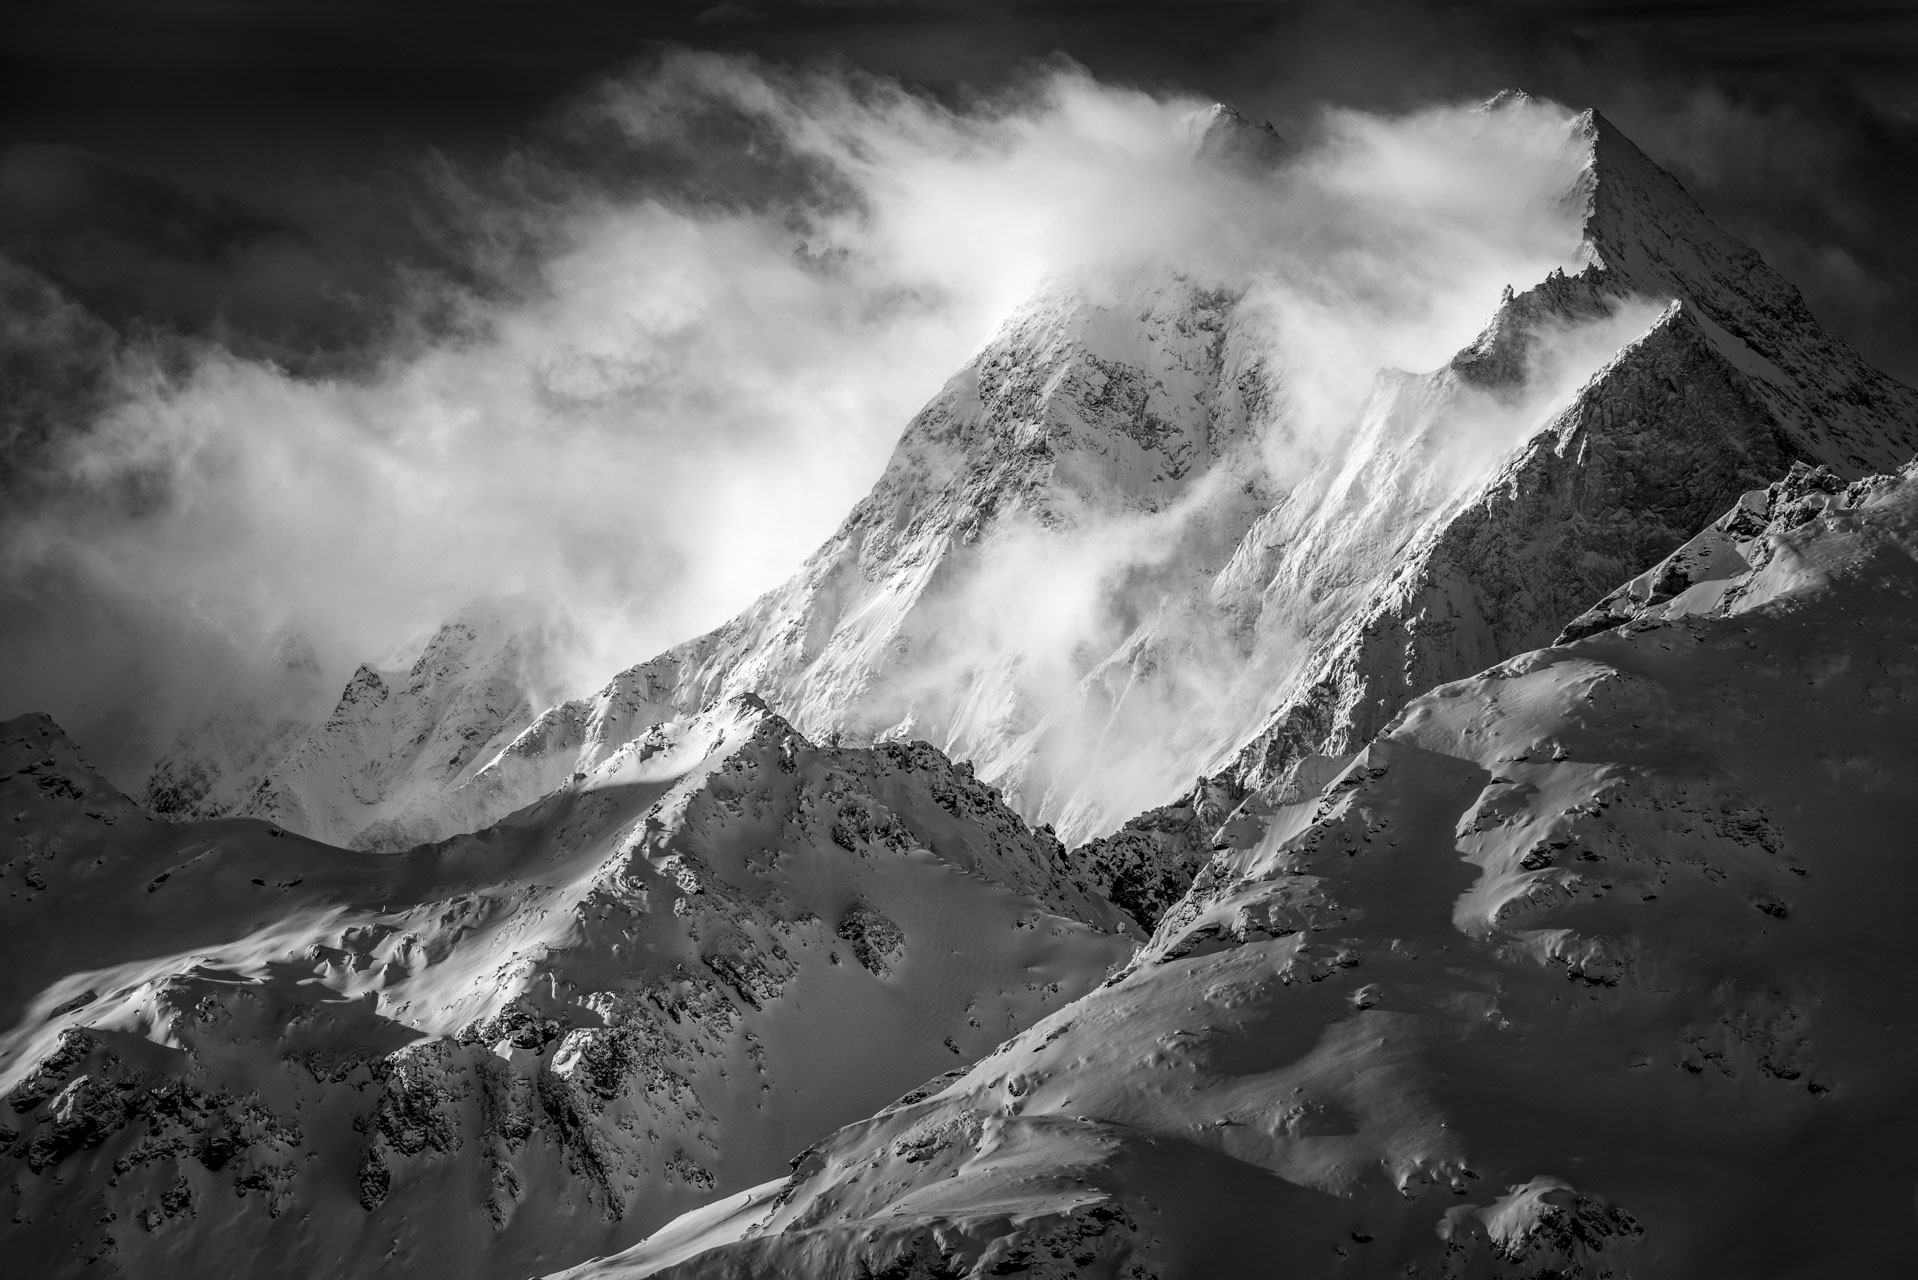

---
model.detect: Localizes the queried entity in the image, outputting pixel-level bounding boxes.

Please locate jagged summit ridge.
[1181,102,1288,171]
[1201,100,1918,827]
[1573,106,1912,471]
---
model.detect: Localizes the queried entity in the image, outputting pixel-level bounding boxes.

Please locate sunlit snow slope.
[577,460,1918,1279]
[0,698,1132,1279]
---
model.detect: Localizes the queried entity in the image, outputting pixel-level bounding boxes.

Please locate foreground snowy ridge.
[0,698,1131,1277]
[574,457,1918,1279]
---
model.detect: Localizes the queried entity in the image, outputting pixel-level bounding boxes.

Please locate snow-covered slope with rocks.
[1556,458,1908,642]
[576,457,1918,1279]
[0,697,1132,1279]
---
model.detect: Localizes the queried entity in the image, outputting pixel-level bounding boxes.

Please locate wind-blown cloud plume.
[0,54,1647,794]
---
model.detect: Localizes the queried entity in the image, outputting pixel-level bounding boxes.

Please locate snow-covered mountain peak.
[141,594,574,851]
[1479,87,1538,112]
[131,95,1918,885]
[1179,102,1287,172]
[1568,107,1915,472]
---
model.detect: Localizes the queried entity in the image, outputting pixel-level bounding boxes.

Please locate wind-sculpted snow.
[0,698,1133,1279]
[577,461,1918,1279]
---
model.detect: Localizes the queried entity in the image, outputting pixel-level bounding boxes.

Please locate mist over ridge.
[1,57,1639,794]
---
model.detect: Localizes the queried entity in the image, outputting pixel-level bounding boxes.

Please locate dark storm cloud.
[7,2,1913,380]
[0,145,364,367]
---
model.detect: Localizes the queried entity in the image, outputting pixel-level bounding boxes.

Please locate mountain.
[144,600,567,851]
[0,698,1132,1279]
[140,631,335,822]
[572,456,1918,1278]
[14,91,1918,1280]
[216,95,1916,888]
[1065,99,1918,924]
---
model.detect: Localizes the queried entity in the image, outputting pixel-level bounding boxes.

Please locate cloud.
[709,84,1664,837]
[0,54,1215,782]
[0,53,1658,811]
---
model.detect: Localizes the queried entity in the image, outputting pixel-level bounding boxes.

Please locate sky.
[2,0,1915,785]
[3,1,1915,381]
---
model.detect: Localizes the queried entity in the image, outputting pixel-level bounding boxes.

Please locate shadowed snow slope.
[233,98,1918,879]
[0,698,1132,1279]
[575,461,1918,1278]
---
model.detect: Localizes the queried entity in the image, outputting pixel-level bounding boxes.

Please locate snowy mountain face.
[582,459,1918,1280]
[138,633,334,823]
[0,701,1131,1279]
[145,601,568,851]
[209,96,1918,892]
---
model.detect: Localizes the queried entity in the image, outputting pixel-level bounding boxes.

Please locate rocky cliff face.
[0,699,1132,1279]
[581,459,1918,1279]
